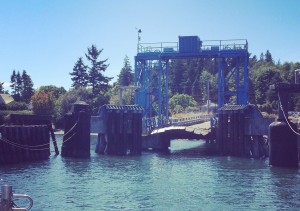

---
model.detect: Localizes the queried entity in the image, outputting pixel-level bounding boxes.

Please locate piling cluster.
[61,101,91,158]
[95,105,143,155]
[0,114,57,165]
[217,105,270,158]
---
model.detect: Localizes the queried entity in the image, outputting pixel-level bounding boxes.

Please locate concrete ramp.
[150,121,211,140]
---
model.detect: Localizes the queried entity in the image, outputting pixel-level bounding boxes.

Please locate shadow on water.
[161,139,218,157]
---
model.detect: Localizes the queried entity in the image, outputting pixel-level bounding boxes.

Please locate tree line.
[1,46,300,127]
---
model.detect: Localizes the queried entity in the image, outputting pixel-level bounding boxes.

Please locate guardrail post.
[1,185,12,211]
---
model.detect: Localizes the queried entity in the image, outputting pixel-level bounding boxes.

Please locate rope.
[62,119,79,138]
[0,137,50,151]
[61,132,77,144]
[278,93,300,136]
[0,118,79,150]
[0,137,50,148]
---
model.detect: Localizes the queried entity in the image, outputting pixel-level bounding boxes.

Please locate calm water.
[1,135,300,211]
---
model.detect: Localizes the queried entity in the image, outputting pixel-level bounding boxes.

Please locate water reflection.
[1,138,300,210]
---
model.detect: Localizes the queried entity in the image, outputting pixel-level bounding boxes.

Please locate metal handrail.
[1,185,33,210]
[137,39,248,53]
[142,114,212,134]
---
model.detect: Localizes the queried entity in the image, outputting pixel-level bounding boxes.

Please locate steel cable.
[278,93,300,136]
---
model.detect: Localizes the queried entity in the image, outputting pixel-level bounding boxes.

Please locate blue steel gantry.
[134,36,249,128]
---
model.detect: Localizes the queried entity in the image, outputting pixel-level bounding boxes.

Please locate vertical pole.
[217,57,224,108]
[222,113,229,155]
[1,185,12,211]
[235,58,240,104]
[134,57,139,105]
[119,87,123,105]
[157,60,162,127]
[207,80,210,114]
[217,111,224,154]
[165,60,169,124]
[243,54,249,104]
[233,111,239,156]
[238,112,245,156]
[49,125,59,155]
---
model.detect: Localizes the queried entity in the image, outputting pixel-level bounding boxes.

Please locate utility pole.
[136,28,142,53]
[207,80,210,114]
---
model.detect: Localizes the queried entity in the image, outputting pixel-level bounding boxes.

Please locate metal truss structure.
[134,37,249,128]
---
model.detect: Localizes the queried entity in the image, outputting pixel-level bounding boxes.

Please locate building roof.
[0,94,14,105]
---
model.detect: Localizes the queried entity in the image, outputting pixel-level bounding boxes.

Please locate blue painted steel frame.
[135,39,249,127]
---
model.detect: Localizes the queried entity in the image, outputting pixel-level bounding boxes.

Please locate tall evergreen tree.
[10,70,17,93]
[0,82,4,94]
[70,57,88,88]
[259,53,264,63]
[117,55,134,86]
[265,50,273,64]
[10,70,22,101]
[169,59,185,95]
[21,70,34,103]
[85,45,112,94]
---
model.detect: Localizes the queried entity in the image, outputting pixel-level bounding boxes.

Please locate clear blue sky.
[1,0,300,91]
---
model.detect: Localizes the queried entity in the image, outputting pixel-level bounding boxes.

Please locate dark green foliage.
[85,45,112,94]
[0,82,4,94]
[10,70,34,102]
[56,87,109,119]
[254,68,282,104]
[21,70,34,103]
[169,93,197,113]
[70,57,88,88]
[38,85,66,99]
[117,55,134,86]
[169,58,218,105]
[265,50,273,64]
[6,101,28,111]
[167,49,299,112]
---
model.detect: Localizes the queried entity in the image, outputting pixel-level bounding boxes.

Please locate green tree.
[265,50,273,64]
[39,85,66,99]
[85,45,112,94]
[259,52,264,63]
[0,82,4,94]
[117,55,134,86]
[31,90,56,115]
[70,57,88,88]
[199,70,217,104]
[21,70,34,103]
[56,87,109,119]
[169,59,185,95]
[255,68,282,105]
[10,70,22,101]
[169,93,197,113]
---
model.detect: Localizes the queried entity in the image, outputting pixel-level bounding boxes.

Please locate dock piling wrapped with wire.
[94,105,143,155]
[0,115,53,164]
[61,101,91,158]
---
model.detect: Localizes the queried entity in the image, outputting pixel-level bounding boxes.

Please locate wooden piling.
[0,125,50,164]
[95,105,143,156]
[238,112,245,156]
[217,105,269,158]
[61,105,91,158]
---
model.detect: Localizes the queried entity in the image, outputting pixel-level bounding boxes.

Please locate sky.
[1,0,300,91]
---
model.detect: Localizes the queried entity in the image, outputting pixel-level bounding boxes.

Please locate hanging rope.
[0,137,50,151]
[0,119,79,151]
[61,132,77,144]
[278,93,300,136]
[62,118,79,138]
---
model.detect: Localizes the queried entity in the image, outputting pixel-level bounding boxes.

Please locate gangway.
[134,36,249,128]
